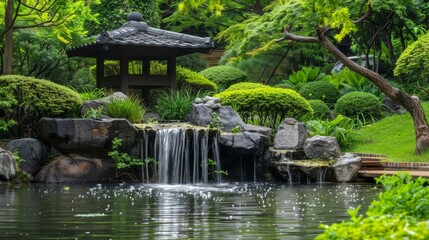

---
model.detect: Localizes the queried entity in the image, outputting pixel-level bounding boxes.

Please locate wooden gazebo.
[67,12,214,94]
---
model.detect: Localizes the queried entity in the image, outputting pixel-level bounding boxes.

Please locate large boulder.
[35,118,139,157]
[81,91,128,115]
[190,104,244,132]
[0,148,16,181]
[240,124,272,139]
[5,138,48,176]
[219,132,269,156]
[34,154,114,183]
[303,135,341,160]
[272,160,333,183]
[333,153,362,182]
[273,118,309,150]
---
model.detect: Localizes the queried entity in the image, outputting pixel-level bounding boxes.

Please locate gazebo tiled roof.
[66,12,215,94]
[67,13,214,58]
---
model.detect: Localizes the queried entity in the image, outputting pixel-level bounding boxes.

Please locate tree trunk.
[318,33,429,154]
[3,0,13,75]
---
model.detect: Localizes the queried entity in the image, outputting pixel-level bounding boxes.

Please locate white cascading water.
[141,128,218,184]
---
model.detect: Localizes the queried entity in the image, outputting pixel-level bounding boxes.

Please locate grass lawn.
[343,102,429,162]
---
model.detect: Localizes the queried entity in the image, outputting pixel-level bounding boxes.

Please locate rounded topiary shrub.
[0,75,82,137]
[308,100,331,119]
[224,82,271,92]
[299,81,340,105]
[215,86,313,129]
[199,66,247,91]
[334,92,382,120]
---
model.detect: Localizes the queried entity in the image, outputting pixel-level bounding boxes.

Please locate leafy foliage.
[215,86,313,129]
[335,92,382,120]
[282,67,329,90]
[0,75,82,137]
[108,137,142,169]
[298,81,341,105]
[104,95,145,123]
[85,0,160,36]
[394,32,429,84]
[82,107,103,119]
[308,100,331,120]
[0,86,17,132]
[79,88,108,102]
[305,115,357,148]
[329,68,381,98]
[199,65,247,91]
[316,173,429,239]
[154,89,206,121]
[177,53,209,72]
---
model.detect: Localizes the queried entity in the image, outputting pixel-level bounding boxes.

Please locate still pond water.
[0,183,380,239]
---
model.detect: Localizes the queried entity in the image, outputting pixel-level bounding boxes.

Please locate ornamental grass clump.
[104,95,145,123]
[154,89,206,121]
[215,86,313,129]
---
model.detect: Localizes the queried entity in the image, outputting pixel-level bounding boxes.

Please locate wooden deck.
[356,153,429,179]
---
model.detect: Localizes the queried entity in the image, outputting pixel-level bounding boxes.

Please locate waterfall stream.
[140,127,220,184]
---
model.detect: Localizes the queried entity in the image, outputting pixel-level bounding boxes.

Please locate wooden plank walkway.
[356,153,429,179]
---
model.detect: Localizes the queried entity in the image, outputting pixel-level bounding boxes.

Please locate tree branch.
[277,27,319,43]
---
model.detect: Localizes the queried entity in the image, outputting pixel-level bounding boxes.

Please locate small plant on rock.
[108,137,143,170]
[104,95,146,123]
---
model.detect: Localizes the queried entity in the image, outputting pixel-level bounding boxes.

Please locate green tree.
[85,0,160,36]
[1,0,97,75]
[180,0,429,154]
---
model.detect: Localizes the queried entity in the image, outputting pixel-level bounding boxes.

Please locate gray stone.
[202,96,220,104]
[190,104,244,132]
[333,153,362,182]
[240,124,272,139]
[34,154,114,183]
[0,148,16,181]
[81,91,128,116]
[273,118,309,150]
[303,135,341,160]
[383,97,406,114]
[35,118,139,157]
[205,101,221,110]
[5,138,48,176]
[273,160,334,183]
[219,132,268,156]
[194,97,203,104]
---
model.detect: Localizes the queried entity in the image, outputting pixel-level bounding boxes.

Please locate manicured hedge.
[223,82,271,92]
[334,91,382,120]
[199,66,247,91]
[0,75,82,136]
[308,100,331,119]
[299,81,340,105]
[215,86,313,128]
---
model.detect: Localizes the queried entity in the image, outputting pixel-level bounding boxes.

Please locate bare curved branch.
[277,27,319,43]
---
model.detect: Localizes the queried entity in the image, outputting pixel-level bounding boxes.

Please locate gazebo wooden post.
[96,58,104,88]
[119,52,129,93]
[141,58,151,99]
[167,55,177,90]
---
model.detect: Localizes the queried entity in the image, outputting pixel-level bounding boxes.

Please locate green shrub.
[90,61,217,92]
[199,66,247,91]
[103,95,145,123]
[316,173,429,239]
[308,100,331,119]
[154,89,206,121]
[335,92,382,120]
[329,67,381,98]
[0,86,17,132]
[215,86,313,129]
[223,82,270,92]
[305,115,357,148]
[299,81,341,105]
[0,75,82,137]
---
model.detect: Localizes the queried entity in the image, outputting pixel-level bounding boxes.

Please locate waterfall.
[141,127,219,184]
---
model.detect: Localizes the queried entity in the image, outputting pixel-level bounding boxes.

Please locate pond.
[0,182,380,239]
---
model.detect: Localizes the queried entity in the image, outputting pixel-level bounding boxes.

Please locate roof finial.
[127,12,143,22]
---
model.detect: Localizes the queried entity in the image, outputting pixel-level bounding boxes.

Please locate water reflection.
[0,183,380,239]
